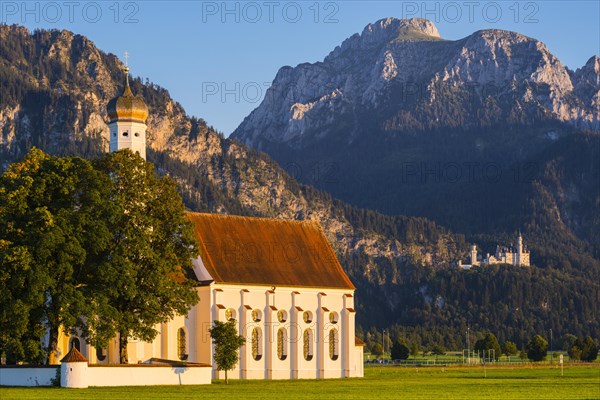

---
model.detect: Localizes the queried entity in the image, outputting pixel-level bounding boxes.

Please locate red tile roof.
[60,347,88,363]
[187,213,354,290]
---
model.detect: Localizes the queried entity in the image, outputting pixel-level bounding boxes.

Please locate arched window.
[277,328,287,361]
[329,329,339,361]
[252,309,262,322]
[70,338,81,352]
[303,329,313,361]
[96,347,107,362]
[177,328,188,361]
[329,312,339,324]
[303,311,313,324]
[277,310,288,323]
[225,308,236,321]
[251,327,262,361]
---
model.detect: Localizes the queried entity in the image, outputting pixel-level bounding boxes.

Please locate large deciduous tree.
[526,335,548,362]
[0,148,110,364]
[561,334,578,353]
[474,332,501,360]
[568,336,599,362]
[390,340,410,361]
[502,341,518,357]
[209,319,246,384]
[83,150,199,363]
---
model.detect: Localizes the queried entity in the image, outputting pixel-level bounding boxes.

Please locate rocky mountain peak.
[235,18,597,149]
[363,17,441,40]
[578,55,600,76]
[572,55,600,111]
[325,18,441,62]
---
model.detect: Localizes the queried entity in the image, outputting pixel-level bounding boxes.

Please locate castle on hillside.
[459,232,530,269]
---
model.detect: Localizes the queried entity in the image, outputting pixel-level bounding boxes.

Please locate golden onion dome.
[107,75,149,124]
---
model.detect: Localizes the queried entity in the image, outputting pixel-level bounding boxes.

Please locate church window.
[225,308,236,321]
[70,338,81,352]
[329,329,339,361]
[252,309,262,322]
[303,311,313,324]
[277,310,287,323]
[329,312,339,324]
[277,328,287,361]
[303,329,313,361]
[251,327,262,361]
[122,131,129,137]
[134,132,140,137]
[177,328,188,361]
[96,347,106,362]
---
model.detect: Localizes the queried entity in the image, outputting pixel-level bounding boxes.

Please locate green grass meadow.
[1,365,598,400]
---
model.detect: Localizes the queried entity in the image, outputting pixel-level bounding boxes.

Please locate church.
[54,69,364,380]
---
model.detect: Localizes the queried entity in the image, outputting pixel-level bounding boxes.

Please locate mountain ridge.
[234,17,597,150]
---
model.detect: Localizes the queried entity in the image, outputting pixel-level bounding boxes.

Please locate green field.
[1,365,599,399]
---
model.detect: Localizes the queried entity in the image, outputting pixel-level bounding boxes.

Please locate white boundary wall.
[87,365,211,386]
[0,365,211,387]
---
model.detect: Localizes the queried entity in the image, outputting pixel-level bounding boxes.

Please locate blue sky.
[5,1,599,135]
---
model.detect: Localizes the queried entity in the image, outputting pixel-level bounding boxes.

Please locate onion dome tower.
[107,59,149,160]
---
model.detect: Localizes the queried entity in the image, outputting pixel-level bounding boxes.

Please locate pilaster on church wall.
[265,295,277,379]
[317,292,327,378]
[342,293,356,377]
[206,284,353,380]
[192,286,212,365]
[291,291,301,379]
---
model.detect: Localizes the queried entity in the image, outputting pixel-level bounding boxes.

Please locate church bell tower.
[106,55,149,160]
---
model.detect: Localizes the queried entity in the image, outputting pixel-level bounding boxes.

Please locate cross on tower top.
[123,51,130,85]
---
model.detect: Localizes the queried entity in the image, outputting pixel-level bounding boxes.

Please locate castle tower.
[516,230,530,266]
[106,59,149,160]
[470,245,478,266]
[516,230,523,266]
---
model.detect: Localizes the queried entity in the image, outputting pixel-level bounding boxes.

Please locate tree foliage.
[371,343,383,356]
[561,334,578,353]
[526,335,548,362]
[0,149,199,364]
[431,344,446,356]
[390,340,410,360]
[474,332,501,360]
[502,341,518,356]
[209,320,246,384]
[356,263,599,350]
[0,148,109,363]
[568,336,598,362]
[82,150,200,363]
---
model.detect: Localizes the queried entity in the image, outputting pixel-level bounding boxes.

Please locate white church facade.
[53,70,365,380]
